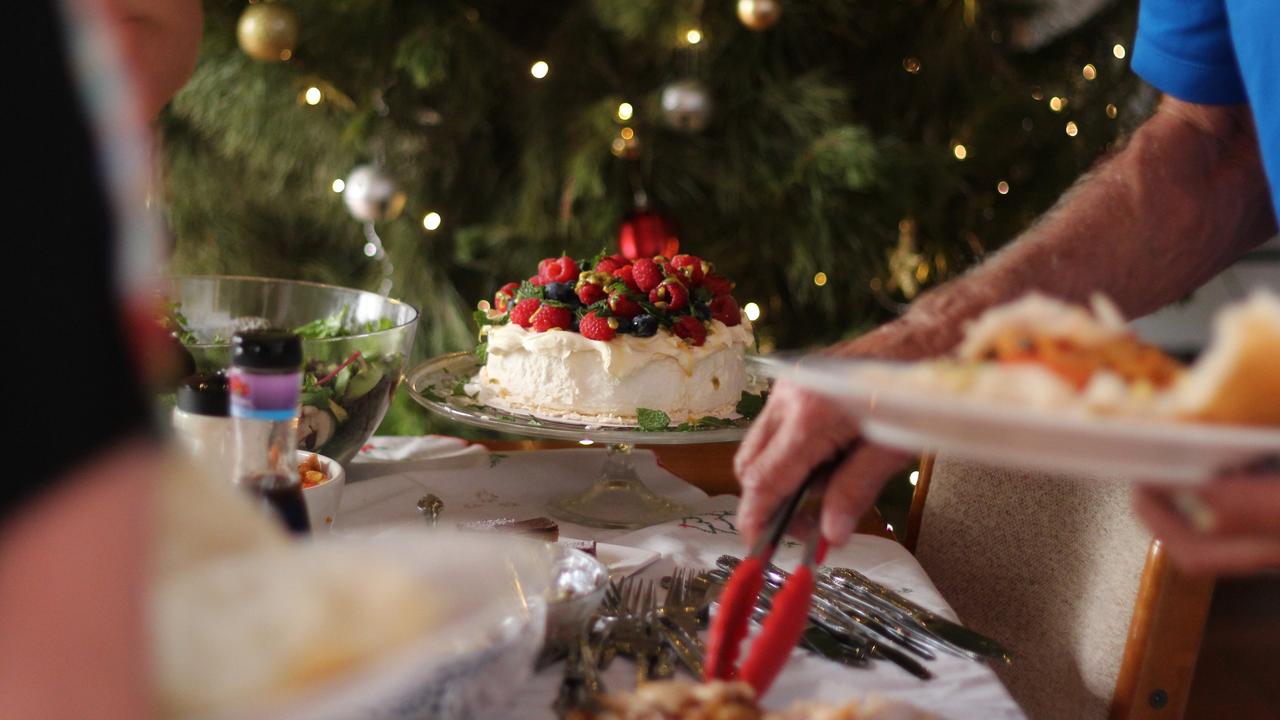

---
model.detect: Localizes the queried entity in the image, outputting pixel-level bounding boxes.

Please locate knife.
[824,567,1012,665]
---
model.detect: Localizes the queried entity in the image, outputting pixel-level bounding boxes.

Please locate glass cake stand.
[404,352,755,529]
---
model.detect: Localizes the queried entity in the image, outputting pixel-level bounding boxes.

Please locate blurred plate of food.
[755,292,1280,483]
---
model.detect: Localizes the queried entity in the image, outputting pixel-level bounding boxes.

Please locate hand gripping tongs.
[703,449,851,695]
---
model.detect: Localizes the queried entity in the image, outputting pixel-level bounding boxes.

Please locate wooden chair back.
[905,454,1214,720]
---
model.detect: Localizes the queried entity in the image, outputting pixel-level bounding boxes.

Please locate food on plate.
[572,680,935,720]
[890,291,1280,425]
[298,451,330,488]
[154,542,439,718]
[470,251,759,425]
[151,453,438,718]
[1168,291,1280,425]
[458,515,561,541]
[956,293,1182,390]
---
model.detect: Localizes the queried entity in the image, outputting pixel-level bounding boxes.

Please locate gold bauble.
[237,3,299,63]
[736,0,782,31]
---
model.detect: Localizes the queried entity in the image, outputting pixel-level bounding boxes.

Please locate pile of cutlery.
[551,560,1009,717]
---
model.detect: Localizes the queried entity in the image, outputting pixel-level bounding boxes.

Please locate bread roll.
[1172,291,1280,426]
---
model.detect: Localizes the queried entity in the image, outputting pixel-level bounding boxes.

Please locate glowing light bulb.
[744,302,761,322]
[1113,44,1126,59]
[1082,63,1097,81]
[331,179,345,193]
[620,127,634,140]
[617,102,633,121]
[304,86,322,105]
[997,180,1009,195]
[953,143,968,160]
[1049,96,1064,112]
[1065,121,1079,137]
[685,28,703,44]
[813,272,828,287]
[1106,103,1118,119]
[530,60,549,79]
[422,212,442,231]
[902,57,921,74]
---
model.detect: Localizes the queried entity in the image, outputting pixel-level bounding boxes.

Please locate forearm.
[840,98,1276,359]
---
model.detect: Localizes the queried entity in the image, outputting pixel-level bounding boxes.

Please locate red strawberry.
[673,316,707,346]
[510,298,541,328]
[532,305,573,332]
[608,292,642,318]
[577,281,606,305]
[649,280,688,311]
[632,259,664,293]
[538,256,577,284]
[595,255,630,274]
[709,295,741,326]
[703,273,734,297]
[613,265,640,292]
[578,311,617,341]
[494,282,519,312]
[671,254,705,286]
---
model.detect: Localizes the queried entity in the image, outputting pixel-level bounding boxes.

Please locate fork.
[655,568,706,676]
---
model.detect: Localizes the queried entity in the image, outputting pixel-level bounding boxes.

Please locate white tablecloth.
[341,438,1025,719]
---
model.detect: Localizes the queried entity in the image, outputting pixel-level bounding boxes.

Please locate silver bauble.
[341,164,406,223]
[660,79,712,133]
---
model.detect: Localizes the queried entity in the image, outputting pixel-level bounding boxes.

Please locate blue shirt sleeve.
[1131,0,1248,105]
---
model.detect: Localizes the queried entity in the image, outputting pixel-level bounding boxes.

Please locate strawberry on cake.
[472,251,756,425]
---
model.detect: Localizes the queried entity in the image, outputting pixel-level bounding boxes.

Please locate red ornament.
[618,211,679,260]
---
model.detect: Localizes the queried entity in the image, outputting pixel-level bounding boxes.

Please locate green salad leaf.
[636,408,671,431]
[735,391,767,419]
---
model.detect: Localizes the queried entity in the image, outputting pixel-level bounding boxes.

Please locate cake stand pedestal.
[405,353,753,529]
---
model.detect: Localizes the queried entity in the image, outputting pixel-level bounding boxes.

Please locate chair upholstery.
[914,457,1152,720]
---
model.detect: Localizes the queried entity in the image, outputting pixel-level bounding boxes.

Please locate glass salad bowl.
[165,276,419,464]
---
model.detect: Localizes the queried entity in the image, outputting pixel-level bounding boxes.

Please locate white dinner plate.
[755,357,1280,484]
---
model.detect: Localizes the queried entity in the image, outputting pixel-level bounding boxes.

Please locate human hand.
[734,321,934,547]
[1133,467,1280,575]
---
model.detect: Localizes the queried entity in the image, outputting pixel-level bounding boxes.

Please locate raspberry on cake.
[474,251,756,424]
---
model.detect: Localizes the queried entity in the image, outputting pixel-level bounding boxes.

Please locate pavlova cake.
[473,251,756,425]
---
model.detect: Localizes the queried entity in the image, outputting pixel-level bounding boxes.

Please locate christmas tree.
[162,0,1143,435]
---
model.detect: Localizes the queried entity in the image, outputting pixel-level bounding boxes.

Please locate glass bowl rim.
[166,274,420,349]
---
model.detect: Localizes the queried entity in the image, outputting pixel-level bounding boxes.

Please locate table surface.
[476,439,895,538]
[339,437,1024,720]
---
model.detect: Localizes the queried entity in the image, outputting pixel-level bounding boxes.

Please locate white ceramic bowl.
[225,530,553,720]
[298,451,346,532]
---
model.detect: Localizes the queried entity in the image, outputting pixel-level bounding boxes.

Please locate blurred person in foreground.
[1,0,200,717]
[736,1,1280,576]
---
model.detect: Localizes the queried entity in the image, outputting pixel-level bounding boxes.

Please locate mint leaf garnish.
[515,281,545,300]
[735,391,766,419]
[474,342,488,363]
[636,408,671,431]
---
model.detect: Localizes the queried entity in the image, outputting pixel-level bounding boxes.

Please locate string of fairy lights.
[242,0,1133,316]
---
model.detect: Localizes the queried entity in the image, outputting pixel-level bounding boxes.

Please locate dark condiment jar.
[229,330,311,535]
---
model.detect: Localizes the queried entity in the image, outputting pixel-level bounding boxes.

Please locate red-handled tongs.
[704,448,851,694]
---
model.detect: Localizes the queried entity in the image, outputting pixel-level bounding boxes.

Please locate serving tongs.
[703,449,847,694]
